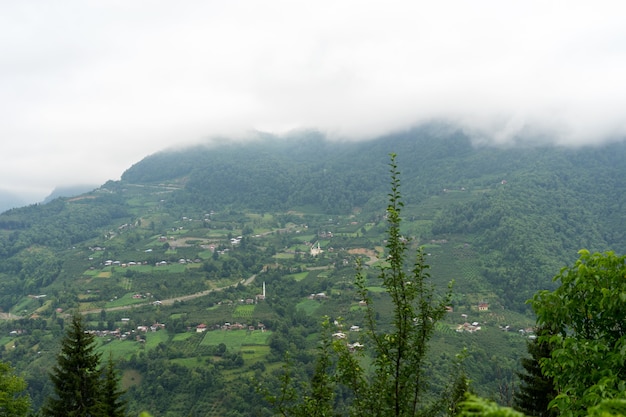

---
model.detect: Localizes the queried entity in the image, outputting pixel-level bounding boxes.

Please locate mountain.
[1,125,626,415]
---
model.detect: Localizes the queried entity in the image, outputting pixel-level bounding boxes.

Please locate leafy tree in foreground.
[271,154,458,417]
[459,396,626,417]
[0,360,31,417]
[42,314,105,417]
[344,154,456,416]
[531,250,626,416]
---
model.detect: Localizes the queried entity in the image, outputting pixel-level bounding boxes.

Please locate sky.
[2,1,626,202]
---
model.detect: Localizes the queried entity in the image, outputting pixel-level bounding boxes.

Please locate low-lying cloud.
[2,0,626,201]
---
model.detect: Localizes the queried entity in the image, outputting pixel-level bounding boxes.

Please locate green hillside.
[1,126,626,415]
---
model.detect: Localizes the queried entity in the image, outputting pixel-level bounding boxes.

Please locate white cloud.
[2,0,626,201]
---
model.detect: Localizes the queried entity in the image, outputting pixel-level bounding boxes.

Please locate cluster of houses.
[132,293,150,300]
[456,321,482,333]
[501,325,537,339]
[87,322,166,342]
[332,322,364,352]
[196,322,266,333]
[99,258,203,268]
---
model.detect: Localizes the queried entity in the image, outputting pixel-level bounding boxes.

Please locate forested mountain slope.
[1,125,626,415]
[120,127,626,306]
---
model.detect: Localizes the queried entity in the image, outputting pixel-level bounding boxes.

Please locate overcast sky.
[2,1,626,202]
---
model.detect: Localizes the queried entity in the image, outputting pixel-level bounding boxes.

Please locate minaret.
[263,281,266,298]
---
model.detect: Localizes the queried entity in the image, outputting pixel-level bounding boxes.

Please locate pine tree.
[102,353,127,417]
[513,327,557,417]
[42,314,105,417]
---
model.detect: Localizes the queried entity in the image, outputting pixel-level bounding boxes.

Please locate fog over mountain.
[0,191,27,214]
[2,1,626,202]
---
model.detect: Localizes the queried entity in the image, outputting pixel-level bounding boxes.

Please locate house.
[309,292,327,300]
[478,302,489,312]
[348,342,364,351]
[456,322,482,333]
[196,324,207,333]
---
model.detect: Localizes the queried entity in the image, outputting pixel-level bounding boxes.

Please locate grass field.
[94,332,173,362]
[285,271,308,281]
[172,332,195,342]
[10,297,38,315]
[97,339,142,360]
[296,298,321,315]
[199,330,272,351]
[232,304,255,320]
[241,345,270,363]
[145,330,170,349]
[121,369,143,390]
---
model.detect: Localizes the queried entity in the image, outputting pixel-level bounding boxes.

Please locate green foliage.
[459,396,626,417]
[459,395,526,417]
[0,360,31,417]
[532,250,626,416]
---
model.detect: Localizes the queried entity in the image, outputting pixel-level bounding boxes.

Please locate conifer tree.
[42,314,105,417]
[513,327,556,417]
[102,353,127,417]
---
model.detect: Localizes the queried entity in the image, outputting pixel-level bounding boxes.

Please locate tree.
[0,360,31,417]
[271,154,458,416]
[513,326,557,417]
[343,154,455,417]
[459,395,626,417]
[102,354,127,417]
[531,250,626,416]
[42,314,105,417]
